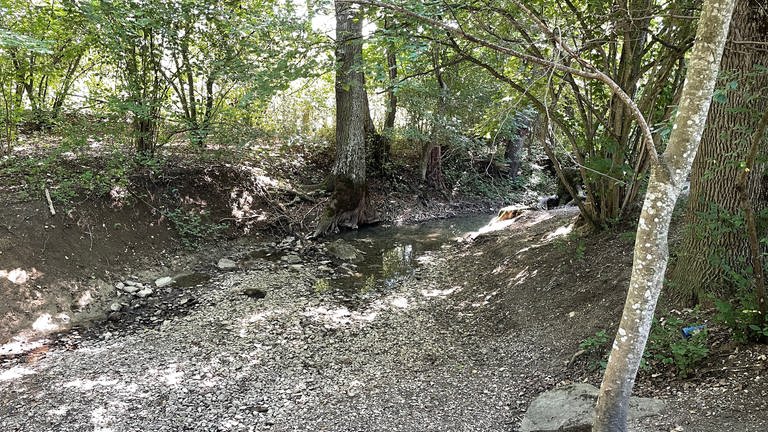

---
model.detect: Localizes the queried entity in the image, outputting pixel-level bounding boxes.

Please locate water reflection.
[333,215,490,294]
[381,244,414,287]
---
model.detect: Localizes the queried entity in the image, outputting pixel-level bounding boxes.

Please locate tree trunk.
[669,0,768,306]
[134,113,158,156]
[421,47,447,188]
[315,1,373,236]
[593,0,736,430]
[384,19,398,132]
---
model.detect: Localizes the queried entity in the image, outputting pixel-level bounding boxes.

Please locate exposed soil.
[1,157,767,431]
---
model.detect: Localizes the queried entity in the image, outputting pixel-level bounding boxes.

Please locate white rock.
[217,258,238,270]
[109,302,123,312]
[155,276,174,288]
[136,288,153,298]
[122,285,140,294]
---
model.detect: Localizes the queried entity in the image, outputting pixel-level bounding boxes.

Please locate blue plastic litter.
[681,324,706,339]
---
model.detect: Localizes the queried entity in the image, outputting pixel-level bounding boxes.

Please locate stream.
[330,214,492,293]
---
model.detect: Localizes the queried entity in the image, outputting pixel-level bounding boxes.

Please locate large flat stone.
[520,383,666,432]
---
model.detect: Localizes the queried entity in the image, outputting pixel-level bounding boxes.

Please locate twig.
[44,188,56,216]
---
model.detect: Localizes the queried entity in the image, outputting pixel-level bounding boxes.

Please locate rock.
[326,240,363,262]
[519,383,665,432]
[122,284,140,294]
[109,302,123,312]
[217,258,238,271]
[174,272,211,287]
[125,280,143,287]
[243,288,267,299]
[154,276,174,288]
[136,288,154,298]
[115,282,125,290]
[282,254,302,264]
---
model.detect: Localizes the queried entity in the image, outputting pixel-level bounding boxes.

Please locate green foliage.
[619,230,636,244]
[578,329,610,370]
[578,312,710,378]
[713,291,768,343]
[313,278,330,293]
[575,239,586,260]
[165,207,226,249]
[645,314,709,378]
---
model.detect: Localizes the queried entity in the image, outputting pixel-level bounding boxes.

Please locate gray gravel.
[0,249,530,432]
[2,239,762,432]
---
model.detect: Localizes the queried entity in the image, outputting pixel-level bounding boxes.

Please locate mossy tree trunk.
[314,1,374,236]
[669,0,768,306]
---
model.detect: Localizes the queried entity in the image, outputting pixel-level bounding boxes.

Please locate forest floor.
[1,141,767,431]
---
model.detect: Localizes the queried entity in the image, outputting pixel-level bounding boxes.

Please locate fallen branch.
[44,188,56,216]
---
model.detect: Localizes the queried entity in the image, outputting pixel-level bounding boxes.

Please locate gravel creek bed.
[1,230,767,432]
[0,245,531,432]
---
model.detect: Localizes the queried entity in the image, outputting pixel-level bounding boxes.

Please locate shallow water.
[330,214,492,294]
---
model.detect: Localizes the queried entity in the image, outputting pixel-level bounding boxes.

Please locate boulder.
[325,240,363,262]
[519,383,665,432]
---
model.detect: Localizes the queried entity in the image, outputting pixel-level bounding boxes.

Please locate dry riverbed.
[1,210,767,431]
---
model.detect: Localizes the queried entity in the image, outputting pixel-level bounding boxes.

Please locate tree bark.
[384,33,397,131]
[669,0,768,305]
[421,47,447,188]
[593,0,736,430]
[314,1,373,236]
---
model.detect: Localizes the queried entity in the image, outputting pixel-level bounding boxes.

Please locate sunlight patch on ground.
[469,218,517,237]
[420,286,459,297]
[64,377,122,391]
[542,223,575,241]
[415,254,436,265]
[47,405,69,417]
[0,365,37,381]
[0,335,49,357]
[302,306,378,327]
[0,267,43,284]
[390,296,409,308]
[510,267,538,287]
[91,406,115,432]
[237,308,286,337]
[154,364,184,386]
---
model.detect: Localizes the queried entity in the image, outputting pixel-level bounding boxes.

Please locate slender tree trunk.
[593,0,736,430]
[421,47,447,188]
[314,1,373,236]
[669,0,768,305]
[384,19,398,132]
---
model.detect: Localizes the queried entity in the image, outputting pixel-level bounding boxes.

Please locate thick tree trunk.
[593,0,736,430]
[669,0,768,306]
[315,1,373,236]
